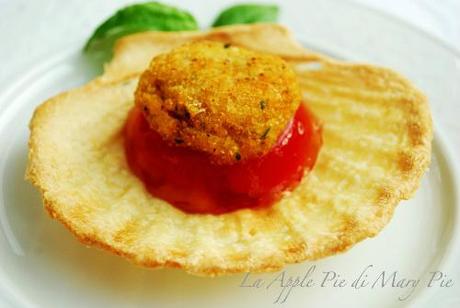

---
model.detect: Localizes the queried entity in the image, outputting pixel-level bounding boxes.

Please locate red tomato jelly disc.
[124,103,322,214]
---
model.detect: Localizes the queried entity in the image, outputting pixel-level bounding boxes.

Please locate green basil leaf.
[212,4,279,27]
[84,2,198,60]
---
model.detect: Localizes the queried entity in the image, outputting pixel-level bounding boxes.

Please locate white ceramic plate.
[1,1,460,307]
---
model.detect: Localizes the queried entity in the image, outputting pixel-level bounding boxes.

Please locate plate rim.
[346,0,460,57]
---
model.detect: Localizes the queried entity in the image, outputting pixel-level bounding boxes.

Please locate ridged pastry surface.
[26,24,432,276]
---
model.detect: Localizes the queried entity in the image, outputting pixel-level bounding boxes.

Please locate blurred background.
[355,0,460,49]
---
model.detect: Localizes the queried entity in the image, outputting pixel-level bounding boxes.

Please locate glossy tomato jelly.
[124,103,322,214]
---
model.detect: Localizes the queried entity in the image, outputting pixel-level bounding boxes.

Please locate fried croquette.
[135,40,302,164]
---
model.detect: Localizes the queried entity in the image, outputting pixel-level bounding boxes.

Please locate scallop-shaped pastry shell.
[26,24,432,276]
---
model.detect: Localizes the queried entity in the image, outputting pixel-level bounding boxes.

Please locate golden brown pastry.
[26,24,432,276]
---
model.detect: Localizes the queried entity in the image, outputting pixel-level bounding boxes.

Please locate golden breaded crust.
[136,40,301,163]
[26,24,432,276]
